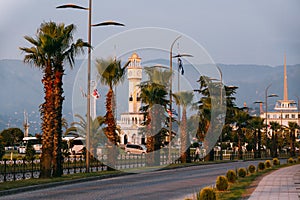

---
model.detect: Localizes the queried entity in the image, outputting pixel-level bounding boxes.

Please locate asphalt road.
[1,160,265,200]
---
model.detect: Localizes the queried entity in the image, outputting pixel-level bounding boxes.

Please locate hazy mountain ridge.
[218,63,300,106]
[0,59,299,132]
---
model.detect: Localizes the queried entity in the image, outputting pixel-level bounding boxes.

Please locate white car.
[125,144,147,155]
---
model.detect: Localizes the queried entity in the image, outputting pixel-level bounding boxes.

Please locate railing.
[213,150,297,161]
[0,153,181,182]
[1,151,297,182]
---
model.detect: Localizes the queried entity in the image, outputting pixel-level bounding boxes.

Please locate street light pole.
[265,84,272,131]
[296,95,300,126]
[264,84,278,158]
[86,0,92,173]
[216,65,223,160]
[56,1,124,172]
[173,53,193,121]
[169,35,181,164]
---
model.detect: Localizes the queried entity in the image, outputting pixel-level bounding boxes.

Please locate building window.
[291,114,295,119]
[285,114,289,119]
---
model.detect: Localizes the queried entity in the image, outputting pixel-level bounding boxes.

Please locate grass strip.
[0,170,124,191]
[217,164,290,200]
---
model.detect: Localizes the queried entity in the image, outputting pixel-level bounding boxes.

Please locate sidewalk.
[248,164,300,200]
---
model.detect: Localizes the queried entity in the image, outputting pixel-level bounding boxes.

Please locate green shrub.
[298,156,300,163]
[216,175,228,191]
[0,141,4,160]
[238,168,247,178]
[287,157,294,164]
[258,162,265,171]
[198,187,216,200]
[226,170,237,183]
[25,143,36,161]
[248,164,256,174]
[265,160,272,168]
[273,158,280,166]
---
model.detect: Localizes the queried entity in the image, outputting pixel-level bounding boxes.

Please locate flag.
[167,109,178,117]
[178,58,184,75]
[92,89,100,99]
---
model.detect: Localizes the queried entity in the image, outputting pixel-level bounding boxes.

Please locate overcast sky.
[1,0,299,66]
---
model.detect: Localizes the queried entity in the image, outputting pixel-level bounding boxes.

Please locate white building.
[117,53,145,145]
[260,55,300,128]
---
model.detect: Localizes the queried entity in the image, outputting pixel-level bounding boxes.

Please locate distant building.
[260,55,300,128]
[117,53,145,145]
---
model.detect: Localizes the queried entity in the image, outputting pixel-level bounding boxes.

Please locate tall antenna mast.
[283,54,288,101]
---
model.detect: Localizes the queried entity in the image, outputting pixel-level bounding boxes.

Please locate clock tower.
[127,53,142,113]
[117,52,145,145]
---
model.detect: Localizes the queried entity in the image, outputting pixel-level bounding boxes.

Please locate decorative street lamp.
[172,53,193,121]
[255,84,278,158]
[264,84,278,130]
[216,65,223,160]
[296,95,300,126]
[168,35,182,164]
[56,1,124,172]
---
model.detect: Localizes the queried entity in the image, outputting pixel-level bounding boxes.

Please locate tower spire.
[283,54,288,101]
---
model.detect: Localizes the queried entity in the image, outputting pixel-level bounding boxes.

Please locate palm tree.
[194,76,212,142]
[288,122,299,157]
[20,21,89,177]
[65,114,106,158]
[194,76,216,161]
[139,67,170,166]
[96,58,130,169]
[174,91,194,163]
[269,121,281,158]
[233,109,250,159]
[140,82,169,166]
[248,116,264,158]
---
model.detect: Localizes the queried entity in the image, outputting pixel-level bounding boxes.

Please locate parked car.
[125,144,147,155]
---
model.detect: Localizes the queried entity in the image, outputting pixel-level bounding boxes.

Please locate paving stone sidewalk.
[248,164,300,200]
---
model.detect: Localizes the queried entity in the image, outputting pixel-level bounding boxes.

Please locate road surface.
[1,160,264,200]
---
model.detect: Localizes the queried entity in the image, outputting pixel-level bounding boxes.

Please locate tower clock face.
[137,70,141,76]
[128,69,142,79]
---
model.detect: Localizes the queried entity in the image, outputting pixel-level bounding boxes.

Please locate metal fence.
[0,153,181,182]
[0,151,297,182]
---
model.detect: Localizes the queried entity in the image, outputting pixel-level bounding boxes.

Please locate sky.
[0,0,300,66]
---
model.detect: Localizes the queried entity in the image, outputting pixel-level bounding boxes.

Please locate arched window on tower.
[129,95,133,101]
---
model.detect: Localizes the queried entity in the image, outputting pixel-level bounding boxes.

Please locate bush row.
[191,157,299,200]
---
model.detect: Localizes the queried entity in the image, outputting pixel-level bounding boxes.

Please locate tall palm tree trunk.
[40,62,54,178]
[290,131,295,157]
[105,88,117,170]
[146,111,155,166]
[180,108,187,163]
[52,68,64,177]
[238,130,243,160]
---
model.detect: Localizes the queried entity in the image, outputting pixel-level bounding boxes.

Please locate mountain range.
[0,59,299,133]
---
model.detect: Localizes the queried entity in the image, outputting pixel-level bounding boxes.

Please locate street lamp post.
[216,65,223,160]
[254,86,277,159]
[264,84,278,157]
[56,1,124,172]
[265,84,278,130]
[168,35,181,164]
[172,53,193,121]
[296,95,300,126]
